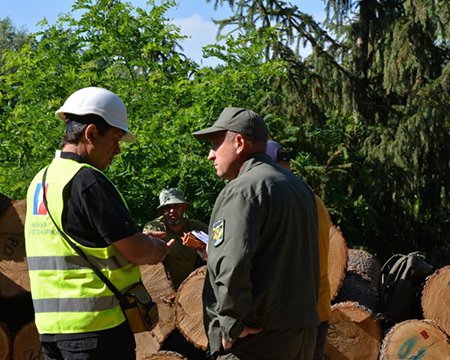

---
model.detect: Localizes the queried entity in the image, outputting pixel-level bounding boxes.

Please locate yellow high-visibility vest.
[25,156,140,334]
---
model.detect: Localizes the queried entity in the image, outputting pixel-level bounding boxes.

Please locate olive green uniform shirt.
[143,216,208,288]
[203,153,320,355]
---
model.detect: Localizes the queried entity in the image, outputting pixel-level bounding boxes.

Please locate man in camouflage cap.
[143,188,209,359]
[144,188,208,289]
[193,107,320,359]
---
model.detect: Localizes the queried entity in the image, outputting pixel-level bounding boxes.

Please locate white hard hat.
[55,87,135,142]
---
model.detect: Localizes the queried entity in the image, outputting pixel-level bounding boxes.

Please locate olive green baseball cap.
[193,107,269,141]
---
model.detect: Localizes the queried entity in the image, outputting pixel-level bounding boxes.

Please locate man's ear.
[84,124,97,143]
[234,133,246,153]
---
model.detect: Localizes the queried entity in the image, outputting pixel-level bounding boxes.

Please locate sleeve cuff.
[221,316,244,343]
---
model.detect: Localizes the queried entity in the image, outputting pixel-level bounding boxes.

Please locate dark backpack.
[378,251,434,323]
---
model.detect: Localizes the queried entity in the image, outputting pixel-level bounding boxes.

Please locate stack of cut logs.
[0,194,448,360]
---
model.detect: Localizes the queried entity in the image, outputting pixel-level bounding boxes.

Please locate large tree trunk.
[421,265,450,335]
[0,199,29,299]
[379,319,450,359]
[328,225,348,300]
[325,301,382,360]
[174,266,207,351]
[12,321,43,360]
[136,263,177,359]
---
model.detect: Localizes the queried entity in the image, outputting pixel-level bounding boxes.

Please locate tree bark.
[346,248,381,283]
[380,319,450,359]
[333,248,380,311]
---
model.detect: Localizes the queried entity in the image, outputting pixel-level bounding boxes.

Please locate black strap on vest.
[41,166,127,305]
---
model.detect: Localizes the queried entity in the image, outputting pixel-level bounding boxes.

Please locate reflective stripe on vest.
[27,253,130,271]
[25,156,140,334]
[32,295,119,313]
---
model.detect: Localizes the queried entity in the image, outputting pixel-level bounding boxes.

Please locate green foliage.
[0,0,449,266]
[205,0,450,265]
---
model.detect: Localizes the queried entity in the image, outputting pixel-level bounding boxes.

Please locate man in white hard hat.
[24,87,173,360]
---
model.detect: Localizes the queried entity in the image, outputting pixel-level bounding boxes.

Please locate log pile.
[380,319,450,359]
[2,195,448,360]
[0,198,29,299]
[328,243,450,359]
[0,196,40,360]
[136,262,178,359]
[325,301,382,360]
[421,265,450,335]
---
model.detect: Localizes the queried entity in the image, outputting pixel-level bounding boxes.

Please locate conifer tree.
[208,0,450,263]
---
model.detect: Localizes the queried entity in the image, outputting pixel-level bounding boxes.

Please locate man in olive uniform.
[193,107,320,360]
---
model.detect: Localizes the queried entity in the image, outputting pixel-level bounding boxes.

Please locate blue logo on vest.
[33,183,48,215]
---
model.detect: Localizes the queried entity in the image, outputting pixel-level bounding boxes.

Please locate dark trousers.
[41,326,136,360]
[214,326,317,360]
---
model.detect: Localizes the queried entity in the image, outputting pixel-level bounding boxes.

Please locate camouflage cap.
[157,188,188,209]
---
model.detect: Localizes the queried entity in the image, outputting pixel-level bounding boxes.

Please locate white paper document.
[191,230,209,245]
